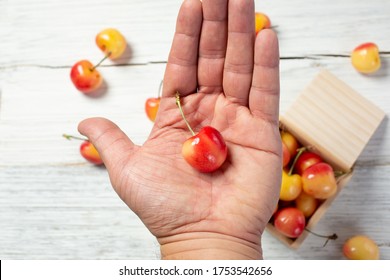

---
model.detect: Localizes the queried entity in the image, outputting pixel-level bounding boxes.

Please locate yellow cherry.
[343,235,380,260]
[351,42,381,74]
[295,191,318,218]
[279,170,302,201]
[255,12,271,34]
[96,28,127,59]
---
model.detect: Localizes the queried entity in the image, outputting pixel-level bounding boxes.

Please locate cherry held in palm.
[176,93,227,173]
[182,126,227,173]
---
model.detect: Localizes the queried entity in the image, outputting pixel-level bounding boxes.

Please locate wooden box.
[266,70,386,249]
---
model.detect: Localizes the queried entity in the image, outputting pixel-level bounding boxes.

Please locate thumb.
[78,117,136,172]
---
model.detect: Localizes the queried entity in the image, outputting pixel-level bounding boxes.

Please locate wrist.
[158,232,263,260]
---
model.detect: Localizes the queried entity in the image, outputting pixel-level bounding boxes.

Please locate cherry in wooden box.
[266,70,386,249]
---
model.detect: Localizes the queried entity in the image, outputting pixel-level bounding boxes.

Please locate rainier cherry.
[279,170,302,201]
[96,28,127,60]
[295,191,318,218]
[176,92,227,173]
[63,134,103,165]
[351,42,381,74]
[282,142,291,167]
[70,60,103,94]
[281,131,300,158]
[255,12,271,34]
[302,162,337,199]
[145,80,162,122]
[343,235,380,260]
[274,207,306,238]
[294,150,323,175]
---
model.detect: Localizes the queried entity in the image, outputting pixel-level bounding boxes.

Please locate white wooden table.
[1,0,389,260]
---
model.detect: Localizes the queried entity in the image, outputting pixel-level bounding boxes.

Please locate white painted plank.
[1,0,389,67]
[0,165,158,259]
[1,0,179,66]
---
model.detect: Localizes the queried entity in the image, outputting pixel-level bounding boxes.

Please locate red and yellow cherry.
[294,150,323,175]
[182,126,228,173]
[63,134,103,165]
[274,207,306,238]
[176,92,227,173]
[80,140,103,165]
[343,235,380,260]
[145,80,163,122]
[96,28,127,60]
[302,162,337,199]
[255,12,271,34]
[70,60,103,94]
[281,131,300,158]
[282,142,291,167]
[295,191,318,218]
[279,170,302,201]
[351,42,381,74]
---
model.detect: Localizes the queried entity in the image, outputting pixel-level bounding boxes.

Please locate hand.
[78,0,281,260]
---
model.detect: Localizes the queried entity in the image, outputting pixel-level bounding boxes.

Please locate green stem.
[90,51,112,71]
[175,92,195,136]
[62,134,88,142]
[334,170,347,178]
[157,80,163,98]
[288,147,307,176]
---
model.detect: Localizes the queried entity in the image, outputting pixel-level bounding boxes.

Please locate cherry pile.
[270,130,340,239]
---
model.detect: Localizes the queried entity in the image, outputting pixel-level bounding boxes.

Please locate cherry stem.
[304,228,338,247]
[288,147,307,176]
[90,51,112,71]
[175,92,195,136]
[62,134,88,142]
[157,80,163,98]
[334,170,347,178]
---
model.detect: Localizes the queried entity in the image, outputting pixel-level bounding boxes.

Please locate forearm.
[158,232,263,260]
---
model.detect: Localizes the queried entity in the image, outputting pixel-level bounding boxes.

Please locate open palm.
[78,0,281,255]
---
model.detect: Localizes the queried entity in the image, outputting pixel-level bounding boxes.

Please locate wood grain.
[1,0,389,259]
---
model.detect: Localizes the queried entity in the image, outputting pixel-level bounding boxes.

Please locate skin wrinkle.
[255,59,279,69]
[199,20,227,56]
[197,85,224,94]
[250,109,279,126]
[164,246,255,260]
[167,34,200,67]
[198,53,225,60]
[89,124,119,147]
[171,93,218,130]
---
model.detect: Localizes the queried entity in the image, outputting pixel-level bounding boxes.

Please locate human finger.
[223,0,255,106]
[197,0,228,94]
[163,0,203,97]
[249,29,280,124]
[78,117,136,173]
